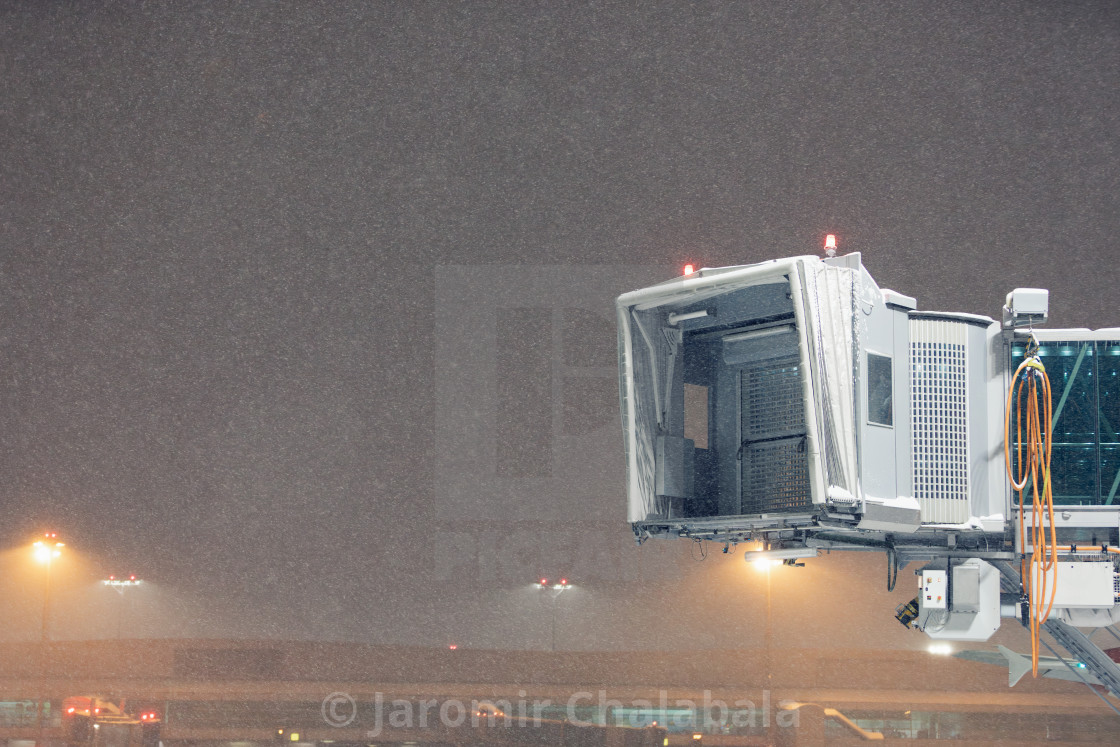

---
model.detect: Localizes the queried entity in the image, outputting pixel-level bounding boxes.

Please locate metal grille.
[744,360,805,438]
[740,357,811,514]
[910,320,970,523]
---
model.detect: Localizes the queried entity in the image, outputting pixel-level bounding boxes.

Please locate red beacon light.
[824,234,837,257]
[683,264,695,276]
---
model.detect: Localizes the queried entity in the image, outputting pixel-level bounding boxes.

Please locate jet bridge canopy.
[616,256,863,532]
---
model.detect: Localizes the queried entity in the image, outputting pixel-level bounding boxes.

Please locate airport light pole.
[534,578,572,652]
[752,558,778,687]
[103,575,142,639]
[33,533,64,747]
[747,547,810,688]
[750,553,805,686]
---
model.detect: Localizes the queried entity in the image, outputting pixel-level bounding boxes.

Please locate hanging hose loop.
[1004,345,1058,678]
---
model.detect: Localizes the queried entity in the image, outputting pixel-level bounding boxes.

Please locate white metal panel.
[910,319,971,524]
[1053,562,1117,609]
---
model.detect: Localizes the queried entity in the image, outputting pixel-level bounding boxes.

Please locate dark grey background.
[1,1,1117,652]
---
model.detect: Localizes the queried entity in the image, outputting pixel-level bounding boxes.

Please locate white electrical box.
[1002,287,1049,328]
[918,560,1002,641]
[1053,562,1116,609]
[1006,288,1049,316]
[922,570,948,610]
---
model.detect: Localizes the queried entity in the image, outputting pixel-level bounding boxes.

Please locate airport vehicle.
[62,696,160,747]
[616,239,1120,701]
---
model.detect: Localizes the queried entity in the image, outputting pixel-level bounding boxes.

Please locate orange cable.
[1004,351,1057,677]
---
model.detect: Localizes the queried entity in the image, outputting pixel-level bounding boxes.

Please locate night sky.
[1,1,1118,654]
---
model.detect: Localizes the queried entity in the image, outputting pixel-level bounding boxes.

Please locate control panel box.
[922,570,948,610]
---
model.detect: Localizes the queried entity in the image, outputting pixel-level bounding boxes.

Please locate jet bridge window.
[867,353,893,427]
[1011,340,1120,506]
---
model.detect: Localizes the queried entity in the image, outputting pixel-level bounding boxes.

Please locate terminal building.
[0,638,1114,746]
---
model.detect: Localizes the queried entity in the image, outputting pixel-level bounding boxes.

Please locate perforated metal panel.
[910,320,970,523]
[739,357,811,514]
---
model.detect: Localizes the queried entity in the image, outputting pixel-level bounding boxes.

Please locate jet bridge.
[617,248,1120,697]
[618,252,1003,540]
